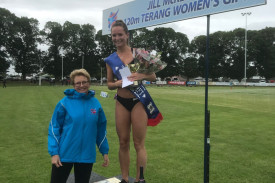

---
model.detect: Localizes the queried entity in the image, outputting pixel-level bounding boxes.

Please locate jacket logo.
[90,109,97,114]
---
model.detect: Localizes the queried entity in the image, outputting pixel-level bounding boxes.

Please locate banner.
[100,91,109,98]
[168,81,186,85]
[102,0,266,35]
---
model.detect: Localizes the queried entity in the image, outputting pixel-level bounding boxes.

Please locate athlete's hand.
[115,80,122,88]
[102,154,109,167]
[127,73,144,81]
[51,155,63,168]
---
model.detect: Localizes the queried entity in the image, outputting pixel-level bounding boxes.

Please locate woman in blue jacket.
[48,69,109,183]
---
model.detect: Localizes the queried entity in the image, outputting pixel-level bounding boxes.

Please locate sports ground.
[0,85,274,183]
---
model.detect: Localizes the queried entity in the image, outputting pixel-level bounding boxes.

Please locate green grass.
[0,85,275,182]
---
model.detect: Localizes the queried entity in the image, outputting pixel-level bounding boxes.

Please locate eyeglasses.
[74,81,89,86]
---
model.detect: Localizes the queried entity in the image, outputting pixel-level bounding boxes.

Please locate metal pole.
[242,12,251,85]
[39,75,41,86]
[62,56,64,80]
[204,15,211,183]
[39,57,41,86]
[82,55,84,68]
[100,67,103,85]
[244,15,247,84]
[39,63,41,86]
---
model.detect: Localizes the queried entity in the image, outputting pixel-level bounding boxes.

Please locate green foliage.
[2,7,275,81]
[6,16,40,79]
[95,30,116,60]
[0,85,275,183]
[131,28,153,49]
[41,21,101,79]
[191,27,275,81]
[0,56,10,76]
[42,21,70,78]
[190,35,207,77]
[252,27,275,80]
[95,30,116,79]
[182,57,199,80]
[0,8,15,75]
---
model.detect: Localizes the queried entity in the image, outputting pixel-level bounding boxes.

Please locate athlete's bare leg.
[131,102,148,181]
[116,101,131,182]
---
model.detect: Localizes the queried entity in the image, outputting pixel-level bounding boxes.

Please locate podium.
[67,172,135,183]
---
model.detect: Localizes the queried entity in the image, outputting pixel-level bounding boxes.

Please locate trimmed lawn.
[0,85,274,182]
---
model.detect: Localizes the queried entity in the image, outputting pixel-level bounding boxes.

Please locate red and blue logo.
[90,108,97,114]
[108,9,119,29]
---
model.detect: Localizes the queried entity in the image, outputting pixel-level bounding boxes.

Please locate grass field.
[0,85,274,183]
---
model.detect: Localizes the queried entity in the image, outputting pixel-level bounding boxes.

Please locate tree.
[182,57,199,81]
[0,52,9,77]
[95,30,115,59]
[78,24,101,78]
[95,30,116,79]
[62,22,100,78]
[41,21,64,79]
[209,31,232,80]
[42,21,103,79]
[244,30,258,80]
[191,31,234,81]
[226,28,251,82]
[190,35,207,78]
[145,27,189,79]
[131,28,155,49]
[0,8,16,76]
[6,16,40,80]
[252,27,275,80]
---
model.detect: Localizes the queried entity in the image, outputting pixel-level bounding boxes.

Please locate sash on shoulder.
[105,51,163,126]
[129,84,163,126]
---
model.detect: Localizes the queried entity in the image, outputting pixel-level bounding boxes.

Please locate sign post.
[204,14,211,183]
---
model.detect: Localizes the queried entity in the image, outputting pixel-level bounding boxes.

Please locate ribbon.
[129,84,163,126]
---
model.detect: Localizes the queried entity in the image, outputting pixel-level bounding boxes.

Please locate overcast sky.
[1,0,274,40]
[1,0,274,74]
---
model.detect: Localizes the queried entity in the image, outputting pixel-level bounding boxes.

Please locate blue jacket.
[48,89,109,163]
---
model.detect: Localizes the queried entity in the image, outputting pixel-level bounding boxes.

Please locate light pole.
[241,12,251,84]
[60,48,65,82]
[100,67,103,85]
[39,62,41,86]
[61,55,64,80]
[82,55,84,68]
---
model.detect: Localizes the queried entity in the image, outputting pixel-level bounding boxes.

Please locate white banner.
[102,0,266,35]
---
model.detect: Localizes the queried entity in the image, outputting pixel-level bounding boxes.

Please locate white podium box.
[95,177,121,183]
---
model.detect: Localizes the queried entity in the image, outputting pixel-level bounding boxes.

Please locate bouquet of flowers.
[129,48,167,74]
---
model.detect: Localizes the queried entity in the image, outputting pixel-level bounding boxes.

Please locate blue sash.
[105,52,163,126]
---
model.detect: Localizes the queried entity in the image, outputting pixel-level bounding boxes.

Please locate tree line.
[1,8,275,82]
